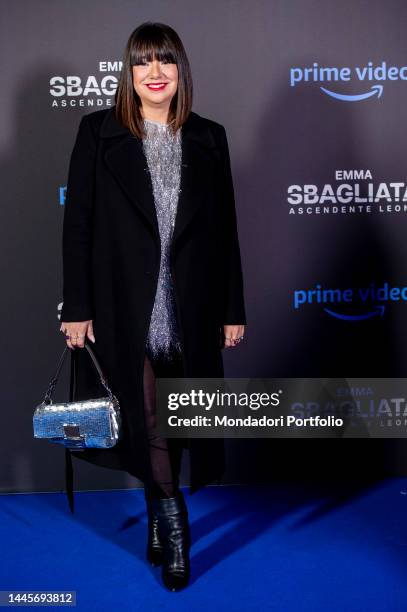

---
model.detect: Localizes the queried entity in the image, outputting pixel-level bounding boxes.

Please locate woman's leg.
[142,352,183,498]
[143,349,191,590]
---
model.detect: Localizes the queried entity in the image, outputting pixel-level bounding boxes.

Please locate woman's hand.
[59,320,95,349]
[221,324,245,349]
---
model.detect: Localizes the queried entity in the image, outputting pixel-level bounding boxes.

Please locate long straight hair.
[115,22,193,138]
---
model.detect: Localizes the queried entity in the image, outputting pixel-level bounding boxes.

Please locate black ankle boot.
[145,495,164,567]
[151,490,191,591]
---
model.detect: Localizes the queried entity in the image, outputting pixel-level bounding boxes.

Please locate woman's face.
[132,55,178,111]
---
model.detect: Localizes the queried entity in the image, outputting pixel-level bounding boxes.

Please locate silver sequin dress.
[142,118,183,362]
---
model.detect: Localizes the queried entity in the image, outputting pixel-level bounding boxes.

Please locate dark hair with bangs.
[114,22,193,138]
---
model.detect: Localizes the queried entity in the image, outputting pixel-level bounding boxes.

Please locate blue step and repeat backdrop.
[2,0,407,493]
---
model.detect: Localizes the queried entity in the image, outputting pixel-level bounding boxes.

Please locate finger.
[71,335,80,349]
[62,327,74,350]
[87,321,96,343]
[222,330,230,348]
[66,335,75,350]
[74,334,86,349]
[224,337,234,349]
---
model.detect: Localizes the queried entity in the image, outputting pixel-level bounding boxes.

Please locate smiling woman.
[59,21,246,592]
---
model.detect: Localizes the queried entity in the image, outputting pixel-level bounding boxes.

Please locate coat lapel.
[101,107,212,249]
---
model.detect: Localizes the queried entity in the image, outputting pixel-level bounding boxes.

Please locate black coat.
[60,105,247,495]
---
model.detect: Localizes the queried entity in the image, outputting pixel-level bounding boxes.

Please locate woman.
[59,22,246,591]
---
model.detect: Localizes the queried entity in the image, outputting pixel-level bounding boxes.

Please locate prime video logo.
[290,61,407,101]
[292,282,407,320]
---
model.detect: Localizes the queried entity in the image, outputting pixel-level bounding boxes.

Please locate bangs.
[130,28,178,65]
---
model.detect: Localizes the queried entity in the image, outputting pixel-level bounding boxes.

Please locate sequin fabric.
[142,118,183,362]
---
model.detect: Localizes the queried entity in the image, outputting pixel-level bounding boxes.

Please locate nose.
[149,60,162,78]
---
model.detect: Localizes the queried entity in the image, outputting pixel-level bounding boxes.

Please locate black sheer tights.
[143,352,183,500]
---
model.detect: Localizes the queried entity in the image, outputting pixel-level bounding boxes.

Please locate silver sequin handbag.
[33,341,122,450]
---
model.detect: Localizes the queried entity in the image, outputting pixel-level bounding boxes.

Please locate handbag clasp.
[63,424,84,440]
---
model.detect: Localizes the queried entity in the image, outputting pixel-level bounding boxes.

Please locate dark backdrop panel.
[1,0,407,494]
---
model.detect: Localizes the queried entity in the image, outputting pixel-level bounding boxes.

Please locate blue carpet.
[1,479,407,611]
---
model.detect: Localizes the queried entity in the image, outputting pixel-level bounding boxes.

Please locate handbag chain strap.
[43,341,114,404]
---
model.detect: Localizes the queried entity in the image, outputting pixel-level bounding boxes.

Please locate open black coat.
[60,105,246,497]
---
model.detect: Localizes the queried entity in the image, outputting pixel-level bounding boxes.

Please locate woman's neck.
[140,107,169,125]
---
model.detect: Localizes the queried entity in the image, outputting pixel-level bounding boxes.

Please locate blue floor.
[1,479,407,611]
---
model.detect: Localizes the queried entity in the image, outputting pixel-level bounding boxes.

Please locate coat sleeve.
[60,114,96,322]
[216,124,247,326]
